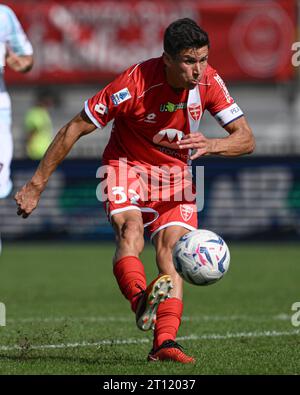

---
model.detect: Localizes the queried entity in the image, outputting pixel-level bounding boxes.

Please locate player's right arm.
[15,110,96,218]
[15,62,137,218]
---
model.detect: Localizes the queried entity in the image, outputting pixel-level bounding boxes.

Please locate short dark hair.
[164,18,210,58]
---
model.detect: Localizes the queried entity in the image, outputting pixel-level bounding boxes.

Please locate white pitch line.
[0,329,299,352]
[6,313,292,324]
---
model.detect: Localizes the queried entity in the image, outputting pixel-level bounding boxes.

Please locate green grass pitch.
[0,242,299,375]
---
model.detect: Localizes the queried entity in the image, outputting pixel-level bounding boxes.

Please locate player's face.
[164,46,209,90]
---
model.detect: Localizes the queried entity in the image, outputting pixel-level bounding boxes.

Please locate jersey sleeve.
[1,5,33,56]
[84,67,137,129]
[205,71,244,127]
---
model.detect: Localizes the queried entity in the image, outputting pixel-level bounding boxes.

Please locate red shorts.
[100,161,198,240]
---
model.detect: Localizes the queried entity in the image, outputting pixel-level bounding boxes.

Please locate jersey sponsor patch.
[111,88,131,106]
[160,101,187,112]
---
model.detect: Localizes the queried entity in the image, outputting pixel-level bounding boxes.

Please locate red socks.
[113,257,183,348]
[153,297,183,349]
[113,256,147,312]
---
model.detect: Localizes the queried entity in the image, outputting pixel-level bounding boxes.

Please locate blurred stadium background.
[1,0,299,242]
[1,0,300,376]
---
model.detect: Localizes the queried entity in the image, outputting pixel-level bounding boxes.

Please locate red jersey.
[85,56,243,168]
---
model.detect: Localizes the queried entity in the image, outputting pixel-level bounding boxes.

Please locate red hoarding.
[3,0,297,84]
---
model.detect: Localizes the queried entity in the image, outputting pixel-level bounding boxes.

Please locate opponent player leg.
[148,225,195,363]
[0,106,13,199]
[0,109,13,255]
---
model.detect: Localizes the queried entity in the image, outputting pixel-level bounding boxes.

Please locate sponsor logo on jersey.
[180,204,194,222]
[94,103,108,115]
[214,74,231,103]
[153,129,184,149]
[188,103,202,121]
[111,88,132,106]
[160,102,187,112]
[144,113,157,123]
[158,146,189,160]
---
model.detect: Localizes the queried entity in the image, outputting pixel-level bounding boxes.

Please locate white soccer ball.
[172,229,230,286]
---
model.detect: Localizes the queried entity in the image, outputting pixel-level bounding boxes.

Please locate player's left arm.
[178,115,255,160]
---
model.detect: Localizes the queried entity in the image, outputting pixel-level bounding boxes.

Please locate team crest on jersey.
[188,103,202,121]
[111,88,132,106]
[180,204,194,222]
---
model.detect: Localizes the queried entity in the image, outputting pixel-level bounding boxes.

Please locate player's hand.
[14,182,42,218]
[5,47,33,73]
[177,132,214,160]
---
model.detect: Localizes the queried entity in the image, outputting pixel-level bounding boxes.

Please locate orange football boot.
[147,340,195,364]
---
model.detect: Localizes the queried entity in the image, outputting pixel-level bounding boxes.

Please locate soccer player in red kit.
[15,18,255,363]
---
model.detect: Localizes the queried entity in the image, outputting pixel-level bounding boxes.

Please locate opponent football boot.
[147,340,195,364]
[135,274,173,331]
